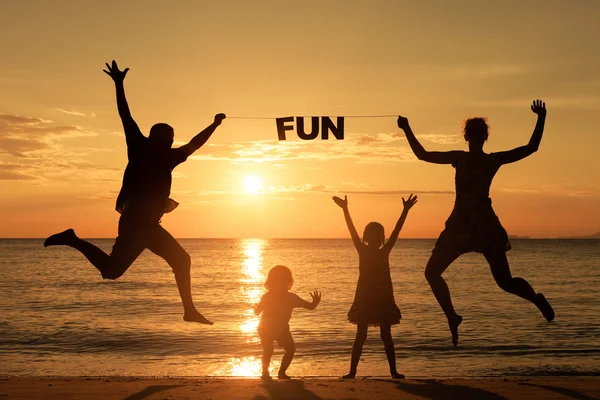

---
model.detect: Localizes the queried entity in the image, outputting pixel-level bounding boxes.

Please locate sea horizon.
[2,236,599,240]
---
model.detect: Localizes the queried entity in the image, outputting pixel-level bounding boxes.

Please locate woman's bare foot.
[183,310,214,325]
[449,314,463,347]
[277,373,291,380]
[391,371,405,379]
[535,293,555,322]
[261,372,272,380]
[341,373,356,379]
[44,229,76,247]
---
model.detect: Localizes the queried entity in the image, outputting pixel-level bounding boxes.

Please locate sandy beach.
[0,377,598,400]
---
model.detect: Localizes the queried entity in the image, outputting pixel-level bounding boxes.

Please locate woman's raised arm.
[398,116,463,164]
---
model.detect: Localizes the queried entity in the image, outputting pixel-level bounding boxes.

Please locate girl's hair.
[265,265,294,291]
[363,222,385,247]
[463,117,489,143]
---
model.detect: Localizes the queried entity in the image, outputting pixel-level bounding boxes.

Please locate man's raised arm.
[103,60,144,147]
[179,114,226,157]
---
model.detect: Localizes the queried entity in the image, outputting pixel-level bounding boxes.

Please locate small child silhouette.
[254,265,321,380]
[333,194,417,379]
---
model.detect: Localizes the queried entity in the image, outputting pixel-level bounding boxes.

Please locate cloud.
[0,163,36,181]
[190,134,416,165]
[180,183,453,199]
[451,64,528,78]
[54,108,87,117]
[0,113,98,157]
[474,96,600,110]
[418,133,462,145]
[0,113,120,185]
[0,136,49,157]
[500,185,596,197]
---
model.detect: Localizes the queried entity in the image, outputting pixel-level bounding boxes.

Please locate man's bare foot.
[391,371,405,379]
[44,229,76,247]
[535,293,555,322]
[277,373,291,380]
[341,373,356,379]
[183,310,214,325]
[449,315,463,347]
[261,372,272,380]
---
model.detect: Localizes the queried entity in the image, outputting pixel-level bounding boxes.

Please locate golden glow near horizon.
[0,2,599,238]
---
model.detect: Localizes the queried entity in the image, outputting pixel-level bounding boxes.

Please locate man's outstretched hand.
[214,113,226,126]
[103,60,129,83]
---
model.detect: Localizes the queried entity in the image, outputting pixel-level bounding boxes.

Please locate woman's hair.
[265,265,294,291]
[363,222,385,247]
[463,117,489,143]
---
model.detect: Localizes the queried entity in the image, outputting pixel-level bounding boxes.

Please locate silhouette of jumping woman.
[333,194,417,379]
[44,60,225,325]
[254,265,321,380]
[397,100,555,346]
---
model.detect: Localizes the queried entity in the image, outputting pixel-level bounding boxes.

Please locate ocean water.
[1,238,599,377]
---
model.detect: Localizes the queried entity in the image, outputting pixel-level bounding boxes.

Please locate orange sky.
[1,1,599,238]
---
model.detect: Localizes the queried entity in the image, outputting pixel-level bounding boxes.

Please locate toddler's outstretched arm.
[383,194,418,253]
[295,291,322,310]
[332,195,363,252]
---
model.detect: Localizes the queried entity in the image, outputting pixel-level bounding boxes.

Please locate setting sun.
[243,175,263,194]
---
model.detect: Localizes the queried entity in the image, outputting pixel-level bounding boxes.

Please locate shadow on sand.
[123,384,182,400]
[253,379,360,400]
[376,378,507,400]
[521,382,597,400]
[253,380,323,400]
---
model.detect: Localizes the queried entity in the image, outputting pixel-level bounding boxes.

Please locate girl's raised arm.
[398,116,463,165]
[332,195,363,253]
[383,194,418,253]
[493,100,547,165]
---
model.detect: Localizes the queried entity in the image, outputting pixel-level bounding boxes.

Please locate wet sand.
[1,377,599,399]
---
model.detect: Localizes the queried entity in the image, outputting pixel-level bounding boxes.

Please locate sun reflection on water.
[213,239,269,377]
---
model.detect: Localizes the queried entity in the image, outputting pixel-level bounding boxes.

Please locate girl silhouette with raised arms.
[254,265,321,380]
[397,99,554,347]
[333,194,417,379]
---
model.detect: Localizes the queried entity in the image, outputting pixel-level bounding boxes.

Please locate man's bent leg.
[45,228,143,279]
[147,226,213,325]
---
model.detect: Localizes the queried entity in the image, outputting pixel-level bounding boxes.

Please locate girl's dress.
[434,151,511,255]
[348,247,401,326]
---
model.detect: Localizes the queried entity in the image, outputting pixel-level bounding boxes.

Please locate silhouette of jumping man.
[44,60,226,325]
[333,194,417,379]
[254,265,321,380]
[397,100,555,346]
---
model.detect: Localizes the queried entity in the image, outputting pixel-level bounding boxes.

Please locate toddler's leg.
[342,324,368,378]
[276,331,296,379]
[260,335,274,380]
[380,324,404,379]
